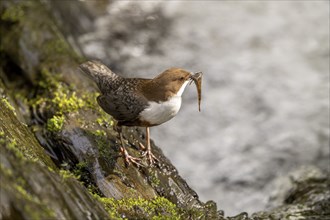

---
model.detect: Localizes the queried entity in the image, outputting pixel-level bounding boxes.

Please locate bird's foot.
[140,146,159,166]
[120,147,144,167]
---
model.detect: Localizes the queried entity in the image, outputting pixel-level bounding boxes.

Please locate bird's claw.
[120,147,144,167]
[141,147,159,165]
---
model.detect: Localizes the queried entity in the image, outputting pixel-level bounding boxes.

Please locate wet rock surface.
[0,0,329,219]
[0,89,110,219]
[252,166,330,219]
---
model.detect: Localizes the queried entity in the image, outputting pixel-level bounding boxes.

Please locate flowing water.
[76,1,329,216]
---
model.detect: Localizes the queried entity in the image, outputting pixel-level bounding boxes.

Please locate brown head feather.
[141,68,191,102]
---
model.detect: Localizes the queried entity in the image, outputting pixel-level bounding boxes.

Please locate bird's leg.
[116,125,143,167]
[141,127,159,165]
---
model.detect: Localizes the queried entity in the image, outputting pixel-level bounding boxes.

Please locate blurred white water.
[78,1,329,216]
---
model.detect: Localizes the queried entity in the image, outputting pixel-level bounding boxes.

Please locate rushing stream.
[70,1,329,215]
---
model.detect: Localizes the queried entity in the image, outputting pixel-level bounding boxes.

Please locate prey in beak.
[189,72,203,112]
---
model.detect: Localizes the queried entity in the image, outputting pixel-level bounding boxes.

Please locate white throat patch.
[176,80,189,96]
[139,80,190,125]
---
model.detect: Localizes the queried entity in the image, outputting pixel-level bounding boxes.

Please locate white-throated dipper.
[80,60,202,166]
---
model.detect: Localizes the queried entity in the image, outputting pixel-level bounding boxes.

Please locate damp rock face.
[0,96,110,219]
[252,166,330,220]
[0,0,329,219]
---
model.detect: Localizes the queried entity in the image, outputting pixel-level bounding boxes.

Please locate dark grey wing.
[97,92,148,123]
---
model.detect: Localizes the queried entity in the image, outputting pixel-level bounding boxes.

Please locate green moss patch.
[47,115,65,132]
[93,195,180,220]
[0,100,57,169]
[1,98,16,115]
[31,68,113,133]
[35,69,87,115]
[1,1,28,22]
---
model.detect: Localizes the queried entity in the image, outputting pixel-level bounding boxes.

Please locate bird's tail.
[79,60,120,91]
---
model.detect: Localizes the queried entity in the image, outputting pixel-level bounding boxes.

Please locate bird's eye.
[179,77,184,81]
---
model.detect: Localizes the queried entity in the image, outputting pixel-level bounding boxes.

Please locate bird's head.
[153,68,193,97]
[143,68,202,106]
